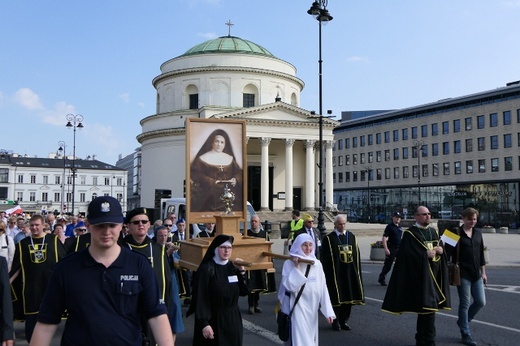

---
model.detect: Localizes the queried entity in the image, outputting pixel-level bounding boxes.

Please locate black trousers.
[379,247,399,279]
[248,291,260,307]
[333,304,352,324]
[416,313,436,346]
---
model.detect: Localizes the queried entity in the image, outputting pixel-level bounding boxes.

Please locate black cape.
[382,225,451,314]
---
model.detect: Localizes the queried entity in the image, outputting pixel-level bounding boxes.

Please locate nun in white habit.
[277,233,335,346]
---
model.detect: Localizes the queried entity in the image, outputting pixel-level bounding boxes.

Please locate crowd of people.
[0,202,487,346]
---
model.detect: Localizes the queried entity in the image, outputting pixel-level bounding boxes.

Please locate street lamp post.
[308,0,333,237]
[57,141,66,214]
[365,166,371,223]
[66,114,84,216]
[413,140,425,203]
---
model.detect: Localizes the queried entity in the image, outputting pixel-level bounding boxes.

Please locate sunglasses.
[76,228,87,232]
[164,224,173,227]
[130,220,150,225]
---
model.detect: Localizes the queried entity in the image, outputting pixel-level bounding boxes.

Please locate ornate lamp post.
[413,140,425,203]
[57,141,66,214]
[66,114,84,216]
[308,0,333,236]
[365,166,372,222]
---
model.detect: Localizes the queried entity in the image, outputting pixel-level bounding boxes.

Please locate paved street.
[13,223,520,345]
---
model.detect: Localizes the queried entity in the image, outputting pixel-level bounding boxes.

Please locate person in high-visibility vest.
[288,210,304,244]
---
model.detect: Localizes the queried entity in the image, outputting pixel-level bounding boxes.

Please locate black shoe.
[332,320,341,331]
[248,307,255,315]
[378,277,387,286]
[254,306,262,313]
[461,334,477,346]
[340,323,351,331]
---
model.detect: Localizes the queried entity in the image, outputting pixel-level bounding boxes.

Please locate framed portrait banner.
[186,118,247,224]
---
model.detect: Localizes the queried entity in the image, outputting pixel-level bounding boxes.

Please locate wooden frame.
[186,118,247,224]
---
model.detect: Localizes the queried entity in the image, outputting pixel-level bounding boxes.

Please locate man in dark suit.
[294,213,322,259]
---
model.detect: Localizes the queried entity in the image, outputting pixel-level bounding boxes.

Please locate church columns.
[260,137,271,211]
[305,140,316,210]
[325,140,334,210]
[284,139,295,211]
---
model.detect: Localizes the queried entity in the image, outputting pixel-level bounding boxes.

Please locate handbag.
[277,264,311,341]
[448,228,461,286]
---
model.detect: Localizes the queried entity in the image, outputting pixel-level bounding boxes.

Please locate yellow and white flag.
[440,229,460,247]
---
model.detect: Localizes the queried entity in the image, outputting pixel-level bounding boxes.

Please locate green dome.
[182,36,274,57]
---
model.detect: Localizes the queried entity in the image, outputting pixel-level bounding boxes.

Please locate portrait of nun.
[190,128,244,213]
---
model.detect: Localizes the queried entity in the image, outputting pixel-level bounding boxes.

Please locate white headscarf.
[290,233,316,261]
[212,240,232,265]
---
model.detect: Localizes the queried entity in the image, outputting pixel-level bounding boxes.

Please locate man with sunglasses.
[123,208,175,344]
[382,205,451,346]
[31,196,173,346]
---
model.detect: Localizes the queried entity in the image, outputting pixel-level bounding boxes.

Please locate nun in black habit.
[187,234,249,346]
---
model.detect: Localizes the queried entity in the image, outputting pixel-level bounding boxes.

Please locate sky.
[1,0,519,165]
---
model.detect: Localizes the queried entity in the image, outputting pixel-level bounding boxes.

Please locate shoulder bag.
[277,264,311,341]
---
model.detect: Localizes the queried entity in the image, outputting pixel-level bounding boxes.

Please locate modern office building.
[0,152,127,215]
[333,81,520,227]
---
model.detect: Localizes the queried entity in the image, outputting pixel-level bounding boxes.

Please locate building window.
[477,115,485,129]
[465,117,472,131]
[393,148,399,160]
[93,177,98,186]
[0,168,8,183]
[432,143,438,156]
[55,175,61,185]
[412,146,418,159]
[431,123,438,136]
[353,137,358,148]
[455,161,461,174]
[376,133,381,144]
[353,154,358,165]
[243,93,255,107]
[517,109,520,123]
[66,192,72,202]
[345,172,350,182]
[360,135,365,147]
[465,139,473,152]
[505,157,512,171]
[30,192,36,202]
[361,170,366,182]
[360,153,365,164]
[393,130,399,142]
[421,125,428,138]
[338,156,343,166]
[376,169,382,180]
[338,173,343,183]
[333,157,336,167]
[42,192,48,202]
[353,171,358,182]
[54,192,60,202]
[92,193,98,201]
[504,110,511,125]
[368,152,373,163]
[478,137,485,151]
[80,176,86,185]
[504,134,512,148]
[402,147,409,159]
[491,158,499,172]
[385,168,391,179]
[453,140,461,154]
[31,175,36,184]
[432,163,439,176]
[478,159,486,173]
[453,119,461,133]
[376,151,381,162]
[105,177,110,186]
[17,192,23,201]
[490,113,498,127]
[443,162,450,175]
[345,155,350,165]
[412,165,418,178]
[442,121,449,134]
[394,167,399,179]
[345,138,350,148]
[443,142,449,155]
[189,94,199,109]
[411,127,418,139]
[384,131,390,143]
[337,139,343,150]
[385,150,390,161]
[422,164,428,177]
[402,128,408,140]
[368,134,373,145]
[43,175,48,184]
[67,176,72,185]
[490,135,498,150]
[466,160,473,174]
[403,166,409,178]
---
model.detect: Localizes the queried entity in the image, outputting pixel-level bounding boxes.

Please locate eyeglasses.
[416,213,431,216]
[76,228,87,232]
[164,224,173,227]
[130,220,150,225]
[219,246,232,251]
